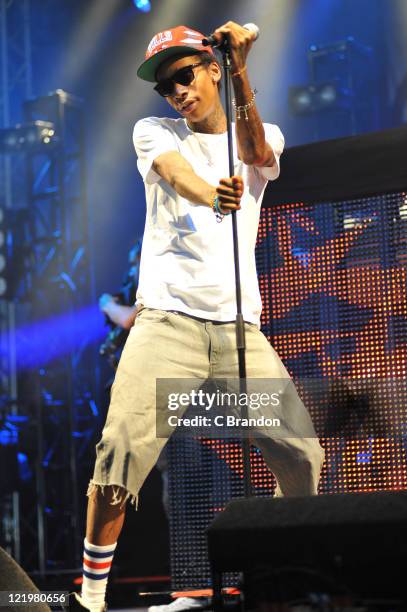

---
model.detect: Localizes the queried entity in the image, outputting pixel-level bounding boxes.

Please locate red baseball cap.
[137,25,214,82]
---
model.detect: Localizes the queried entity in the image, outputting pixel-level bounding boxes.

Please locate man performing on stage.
[71,22,325,612]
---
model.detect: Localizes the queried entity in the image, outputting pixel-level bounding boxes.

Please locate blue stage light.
[17,452,33,482]
[0,304,106,371]
[133,0,151,13]
[0,427,17,446]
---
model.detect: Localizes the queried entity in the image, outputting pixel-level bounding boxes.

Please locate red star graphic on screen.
[201,201,407,497]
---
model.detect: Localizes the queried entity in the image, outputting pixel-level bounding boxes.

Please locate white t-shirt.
[132,116,284,326]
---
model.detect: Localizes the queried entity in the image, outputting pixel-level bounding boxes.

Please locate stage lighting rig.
[289,82,352,115]
[289,37,376,138]
[0,121,57,153]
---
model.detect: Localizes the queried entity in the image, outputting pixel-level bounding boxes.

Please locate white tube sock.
[81,538,117,612]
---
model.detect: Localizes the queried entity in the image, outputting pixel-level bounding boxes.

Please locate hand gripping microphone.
[202,23,260,48]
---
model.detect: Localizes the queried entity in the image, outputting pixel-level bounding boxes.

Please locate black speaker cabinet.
[207,492,407,604]
[0,547,51,611]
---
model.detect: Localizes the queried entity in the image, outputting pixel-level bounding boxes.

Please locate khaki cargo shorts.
[89,308,325,506]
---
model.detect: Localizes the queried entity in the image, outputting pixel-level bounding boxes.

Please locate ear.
[208,61,222,85]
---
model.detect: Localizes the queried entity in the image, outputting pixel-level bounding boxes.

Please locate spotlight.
[289,85,317,115]
[0,121,57,152]
[289,82,350,115]
[318,84,337,105]
[290,88,313,113]
[133,0,151,12]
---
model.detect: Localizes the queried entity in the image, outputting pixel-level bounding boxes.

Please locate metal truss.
[13,90,100,573]
[1,1,100,572]
[0,0,32,565]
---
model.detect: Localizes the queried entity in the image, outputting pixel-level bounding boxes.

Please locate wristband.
[211,194,228,223]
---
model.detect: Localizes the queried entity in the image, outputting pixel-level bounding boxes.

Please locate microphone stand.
[205,39,253,612]
[219,41,253,499]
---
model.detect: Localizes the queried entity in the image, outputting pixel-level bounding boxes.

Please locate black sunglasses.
[154,62,207,97]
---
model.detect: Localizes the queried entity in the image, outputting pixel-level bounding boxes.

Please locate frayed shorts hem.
[87,479,139,510]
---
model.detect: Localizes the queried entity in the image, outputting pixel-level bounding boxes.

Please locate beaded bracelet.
[211,194,228,223]
[232,88,258,121]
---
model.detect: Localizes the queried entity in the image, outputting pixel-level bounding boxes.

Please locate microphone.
[202,23,260,48]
